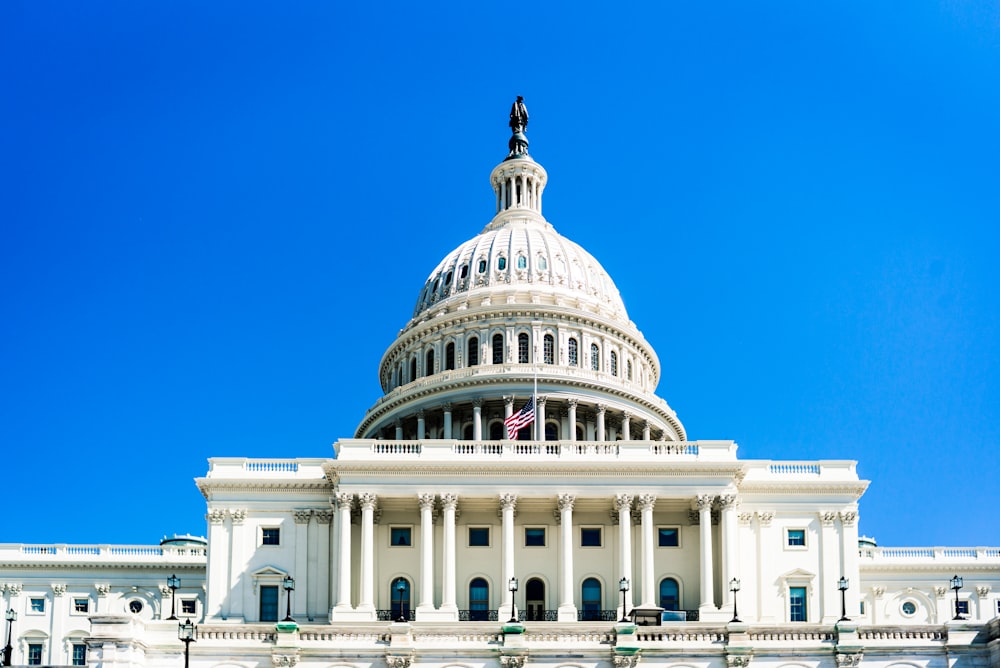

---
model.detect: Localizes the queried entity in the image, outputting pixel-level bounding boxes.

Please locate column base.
[416,607,458,621]
[557,604,578,622]
[329,606,376,622]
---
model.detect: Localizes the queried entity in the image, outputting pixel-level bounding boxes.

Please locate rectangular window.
[181,600,197,615]
[658,527,680,547]
[786,529,806,547]
[468,527,490,547]
[30,597,45,613]
[260,585,279,622]
[580,527,602,547]
[859,601,866,615]
[390,527,412,546]
[261,528,280,545]
[73,598,90,613]
[956,600,970,616]
[27,644,42,666]
[789,586,807,622]
[525,527,546,547]
[72,643,87,666]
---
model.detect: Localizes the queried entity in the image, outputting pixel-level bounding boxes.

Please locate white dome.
[411,215,629,324]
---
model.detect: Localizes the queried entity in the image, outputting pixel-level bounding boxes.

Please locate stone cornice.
[328,460,743,479]
[196,479,332,499]
[738,481,870,499]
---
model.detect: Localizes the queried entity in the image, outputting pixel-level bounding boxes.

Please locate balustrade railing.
[458,609,499,621]
[376,609,415,622]
[577,609,618,622]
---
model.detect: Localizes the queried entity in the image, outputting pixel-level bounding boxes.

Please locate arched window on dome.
[568,338,578,366]
[467,336,479,366]
[538,255,548,271]
[425,349,435,377]
[445,342,455,371]
[627,360,633,381]
[591,344,600,371]
[492,334,504,364]
[460,264,468,279]
[497,256,507,271]
[516,255,527,270]
[445,270,453,287]
[659,578,680,611]
[478,259,487,274]
[543,334,554,364]
[410,357,417,383]
[610,351,618,377]
[518,333,530,363]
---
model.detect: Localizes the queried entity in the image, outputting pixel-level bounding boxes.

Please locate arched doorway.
[391,577,411,621]
[525,578,545,621]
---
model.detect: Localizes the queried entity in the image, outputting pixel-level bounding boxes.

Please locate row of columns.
[330,491,741,620]
[391,397,658,442]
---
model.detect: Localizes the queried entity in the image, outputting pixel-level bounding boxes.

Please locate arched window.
[469,577,489,621]
[568,338,578,366]
[544,422,558,441]
[591,344,600,371]
[490,421,504,440]
[627,360,633,381]
[516,255,527,269]
[492,334,504,364]
[498,256,507,271]
[575,424,585,441]
[425,349,435,376]
[518,333,529,363]
[460,264,468,279]
[478,259,487,273]
[659,578,680,611]
[468,337,479,366]
[581,578,602,621]
[463,424,474,440]
[543,334,554,364]
[444,270,453,287]
[537,255,547,271]
[610,351,618,377]
[392,577,411,621]
[445,342,455,371]
[409,357,417,383]
[525,578,545,621]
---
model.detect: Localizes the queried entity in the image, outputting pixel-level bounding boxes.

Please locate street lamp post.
[3,609,16,667]
[729,578,742,623]
[282,576,295,622]
[177,619,196,668]
[951,575,964,620]
[167,574,181,620]
[508,577,519,623]
[619,578,630,622]
[838,577,850,622]
[395,580,407,622]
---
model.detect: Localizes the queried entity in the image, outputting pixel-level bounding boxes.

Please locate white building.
[2,100,998,668]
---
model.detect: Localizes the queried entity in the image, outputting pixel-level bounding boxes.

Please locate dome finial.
[506,96,530,160]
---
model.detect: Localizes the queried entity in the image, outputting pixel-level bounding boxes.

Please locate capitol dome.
[356,100,686,443]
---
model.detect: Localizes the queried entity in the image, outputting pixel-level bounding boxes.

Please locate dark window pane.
[262,528,280,545]
[658,527,679,547]
[789,586,807,622]
[469,527,490,546]
[581,528,602,547]
[260,586,279,622]
[787,529,806,546]
[391,527,411,546]
[525,528,546,546]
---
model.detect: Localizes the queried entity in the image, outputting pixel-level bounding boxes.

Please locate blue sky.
[1,2,997,547]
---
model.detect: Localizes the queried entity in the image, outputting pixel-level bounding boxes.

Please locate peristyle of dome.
[356,100,685,443]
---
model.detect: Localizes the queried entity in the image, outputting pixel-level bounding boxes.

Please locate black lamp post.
[729,578,742,623]
[177,619,196,668]
[619,577,630,622]
[167,574,181,620]
[282,575,295,622]
[951,575,964,620]
[508,577,519,623]
[838,576,850,622]
[395,580,407,622]
[3,609,16,667]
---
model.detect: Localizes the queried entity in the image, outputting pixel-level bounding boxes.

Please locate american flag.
[504,397,535,440]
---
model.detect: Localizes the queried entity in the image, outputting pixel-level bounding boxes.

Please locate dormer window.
[516,255,527,269]
[498,257,507,271]
[478,259,487,273]
[538,256,548,270]
[460,265,468,279]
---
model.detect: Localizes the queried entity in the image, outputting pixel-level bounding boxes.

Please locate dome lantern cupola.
[492,96,547,216]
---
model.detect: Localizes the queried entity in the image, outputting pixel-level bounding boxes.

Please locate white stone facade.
[2,103,998,667]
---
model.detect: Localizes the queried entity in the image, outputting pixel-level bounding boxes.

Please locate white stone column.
[642,421,650,440]
[615,494,634,616]
[499,494,517,615]
[229,508,246,620]
[416,410,426,440]
[557,494,578,621]
[504,396,514,421]
[394,419,403,440]
[442,403,453,439]
[358,493,377,614]
[472,398,483,440]
[440,494,459,615]
[839,511,860,620]
[315,509,332,618]
[205,508,230,620]
[697,495,716,612]
[621,412,631,441]
[719,495,738,608]
[417,493,436,615]
[333,493,354,614]
[819,511,839,623]
[638,494,656,607]
[756,511,776,622]
[567,399,578,441]
[596,404,606,441]
[293,509,311,619]
[536,395,546,440]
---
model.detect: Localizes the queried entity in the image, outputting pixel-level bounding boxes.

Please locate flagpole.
[533,370,538,441]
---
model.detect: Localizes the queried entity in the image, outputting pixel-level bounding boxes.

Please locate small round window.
[901,601,917,616]
[128,599,144,614]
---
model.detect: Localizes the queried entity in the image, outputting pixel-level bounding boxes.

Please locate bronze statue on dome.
[507,96,530,159]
